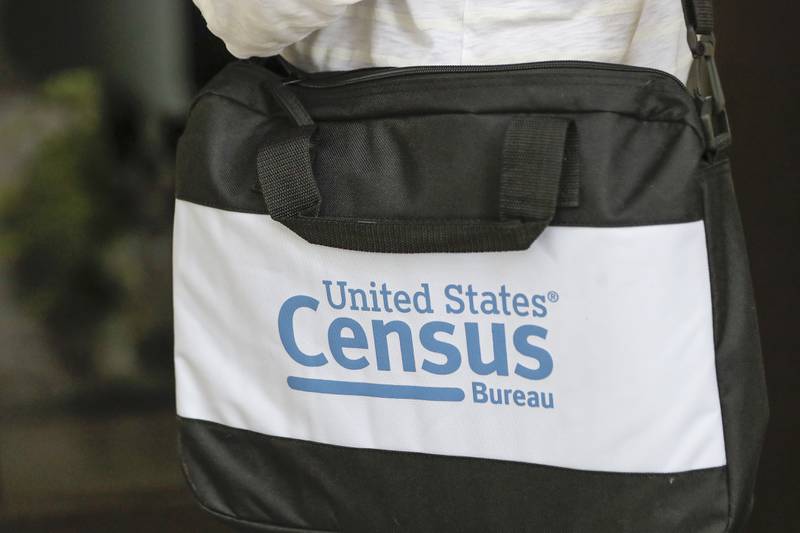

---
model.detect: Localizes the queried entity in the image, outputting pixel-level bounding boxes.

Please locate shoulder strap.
[682,0,714,38]
[682,0,732,158]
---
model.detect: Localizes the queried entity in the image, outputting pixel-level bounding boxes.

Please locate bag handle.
[256,88,578,254]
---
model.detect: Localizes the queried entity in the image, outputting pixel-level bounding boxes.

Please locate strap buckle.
[688,31,732,156]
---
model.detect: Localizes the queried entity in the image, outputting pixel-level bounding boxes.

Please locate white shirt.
[193,0,692,82]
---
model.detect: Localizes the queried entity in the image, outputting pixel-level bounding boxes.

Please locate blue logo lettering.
[278,281,558,408]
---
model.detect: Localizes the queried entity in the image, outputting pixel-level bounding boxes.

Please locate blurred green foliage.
[0,70,173,381]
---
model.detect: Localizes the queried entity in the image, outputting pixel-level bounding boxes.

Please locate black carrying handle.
[256,87,578,254]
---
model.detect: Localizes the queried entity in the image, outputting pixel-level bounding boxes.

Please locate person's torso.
[282,0,692,81]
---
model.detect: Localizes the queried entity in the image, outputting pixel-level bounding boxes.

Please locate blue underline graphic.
[287,376,465,402]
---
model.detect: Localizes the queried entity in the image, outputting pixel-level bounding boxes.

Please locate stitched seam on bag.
[181,416,728,479]
[294,75,680,96]
[291,217,533,225]
[700,158,735,532]
[198,90,694,130]
[174,195,268,215]
[307,109,704,146]
[173,197,702,227]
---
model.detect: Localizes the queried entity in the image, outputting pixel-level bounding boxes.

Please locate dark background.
[715,1,800,531]
[0,1,797,531]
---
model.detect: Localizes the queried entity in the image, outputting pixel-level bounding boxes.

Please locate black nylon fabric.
[176,62,705,225]
[179,417,729,533]
[701,160,769,532]
[256,115,576,253]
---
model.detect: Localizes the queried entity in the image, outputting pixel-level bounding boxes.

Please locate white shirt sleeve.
[192,0,363,59]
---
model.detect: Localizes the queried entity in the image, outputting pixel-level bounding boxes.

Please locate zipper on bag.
[276,57,687,91]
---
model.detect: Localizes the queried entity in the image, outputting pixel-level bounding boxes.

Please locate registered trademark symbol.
[547,291,559,303]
